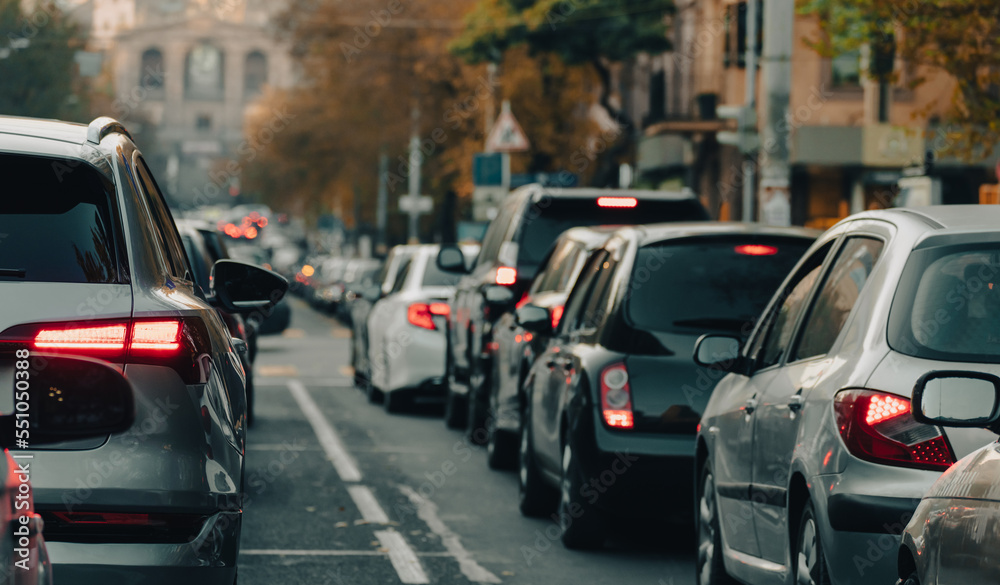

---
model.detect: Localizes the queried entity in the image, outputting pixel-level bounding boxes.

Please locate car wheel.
[900,572,919,585]
[795,500,832,585]
[366,380,383,404]
[486,391,517,470]
[384,390,408,414]
[558,442,606,549]
[465,359,489,445]
[697,463,737,585]
[518,405,557,517]
[443,381,467,429]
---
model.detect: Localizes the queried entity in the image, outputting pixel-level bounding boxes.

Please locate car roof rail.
[86,116,133,145]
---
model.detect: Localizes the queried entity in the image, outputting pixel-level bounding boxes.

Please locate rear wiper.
[0,269,26,278]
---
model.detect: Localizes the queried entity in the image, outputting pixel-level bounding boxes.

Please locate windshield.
[889,244,1000,362]
[625,236,812,334]
[0,153,120,283]
[515,197,707,279]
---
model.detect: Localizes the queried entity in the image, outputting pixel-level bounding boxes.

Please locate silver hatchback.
[694,207,1000,585]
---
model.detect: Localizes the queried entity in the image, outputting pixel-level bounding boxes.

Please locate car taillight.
[734,244,778,256]
[408,303,449,330]
[550,305,564,330]
[597,196,638,208]
[25,318,211,384]
[600,363,634,430]
[834,389,955,471]
[496,266,517,286]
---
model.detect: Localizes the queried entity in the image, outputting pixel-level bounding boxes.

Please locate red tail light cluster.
[407,303,450,330]
[600,363,634,430]
[550,305,565,330]
[19,318,211,384]
[834,389,955,471]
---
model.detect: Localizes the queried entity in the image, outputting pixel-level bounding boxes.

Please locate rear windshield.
[0,153,119,283]
[889,244,1000,363]
[626,236,812,334]
[422,248,476,287]
[516,197,707,278]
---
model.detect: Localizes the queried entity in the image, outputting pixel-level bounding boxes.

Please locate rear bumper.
[381,327,447,394]
[47,510,240,585]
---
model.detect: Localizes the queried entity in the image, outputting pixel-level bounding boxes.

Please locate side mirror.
[211,259,289,315]
[484,285,515,309]
[437,245,469,274]
[693,334,743,372]
[2,355,136,448]
[913,371,1000,428]
[516,303,552,335]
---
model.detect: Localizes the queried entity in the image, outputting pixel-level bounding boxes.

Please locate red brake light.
[834,389,955,471]
[496,266,517,286]
[600,363,634,430]
[408,303,446,330]
[131,321,181,351]
[734,244,779,256]
[550,305,565,330]
[597,197,638,208]
[35,324,126,351]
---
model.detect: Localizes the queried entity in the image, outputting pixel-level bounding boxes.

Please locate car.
[515,223,815,549]
[351,246,418,392]
[366,244,479,413]
[176,220,259,426]
[336,258,383,324]
[310,256,349,313]
[693,206,1000,585]
[897,371,1000,585]
[484,227,616,469]
[0,115,288,584]
[437,184,710,443]
[0,354,136,585]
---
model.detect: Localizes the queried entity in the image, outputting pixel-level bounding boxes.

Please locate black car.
[516,223,816,549]
[436,184,710,441]
[484,226,615,469]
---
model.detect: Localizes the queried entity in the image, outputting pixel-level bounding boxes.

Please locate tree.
[799,0,1000,158]
[451,0,675,186]
[0,0,88,120]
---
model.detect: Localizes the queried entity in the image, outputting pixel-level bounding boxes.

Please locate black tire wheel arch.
[518,403,557,517]
[794,499,832,585]
[696,461,738,585]
[558,439,606,550]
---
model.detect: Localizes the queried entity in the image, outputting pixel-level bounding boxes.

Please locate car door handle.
[788,392,804,412]
[743,396,758,415]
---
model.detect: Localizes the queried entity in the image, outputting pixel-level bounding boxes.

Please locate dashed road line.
[399,485,502,584]
[287,379,362,482]
[375,530,430,584]
[348,485,391,524]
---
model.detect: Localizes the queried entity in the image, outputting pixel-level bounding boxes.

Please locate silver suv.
[0,116,287,584]
[694,207,1000,585]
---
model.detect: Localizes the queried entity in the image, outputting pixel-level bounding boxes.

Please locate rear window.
[515,197,707,278]
[625,237,812,334]
[0,154,120,283]
[422,248,477,287]
[889,244,1000,363]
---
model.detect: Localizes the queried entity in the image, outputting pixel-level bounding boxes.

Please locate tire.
[794,500,832,585]
[696,463,738,585]
[518,405,557,517]
[558,442,606,549]
[444,384,467,429]
[384,390,408,414]
[465,357,489,445]
[901,572,919,585]
[486,390,517,470]
[366,380,383,404]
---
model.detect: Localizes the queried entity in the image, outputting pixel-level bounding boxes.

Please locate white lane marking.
[286,380,363,482]
[399,485,502,584]
[375,530,430,584]
[348,485,391,524]
[246,444,318,451]
[240,549,453,557]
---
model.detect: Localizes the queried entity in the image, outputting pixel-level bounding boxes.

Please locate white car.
[367,244,478,413]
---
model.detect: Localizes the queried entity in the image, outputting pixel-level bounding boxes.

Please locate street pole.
[376,151,388,255]
[407,106,422,244]
[759,0,794,225]
[742,0,759,222]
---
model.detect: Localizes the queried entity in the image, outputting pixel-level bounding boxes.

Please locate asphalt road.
[239,297,696,585]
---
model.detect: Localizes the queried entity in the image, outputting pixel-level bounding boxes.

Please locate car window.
[422,254,462,287]
[0,153,120,283]
[559,250,608,335]
[390,258,412,294]
[793,237,884,361]
[135,157,189,279]
[478,203,514,265]
[754,242,833,369]
[531,241,583,295]
[578,256,618,334]
[180,234,211,289]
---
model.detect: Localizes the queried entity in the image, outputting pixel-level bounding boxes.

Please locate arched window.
[185,43,224,99]
[244,51,268,95]
[140,48,164,90]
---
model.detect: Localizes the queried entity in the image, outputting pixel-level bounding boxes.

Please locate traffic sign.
[399,195,433,214]
[485,100,530,153]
